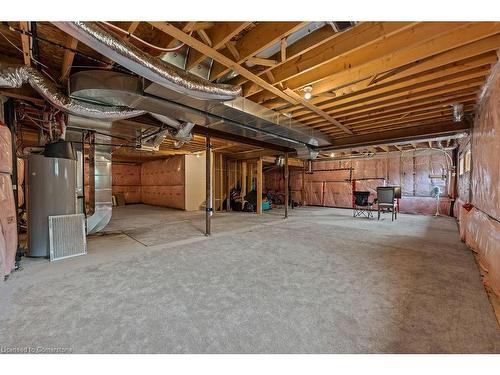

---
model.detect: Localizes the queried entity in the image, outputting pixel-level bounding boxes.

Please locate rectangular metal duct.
[48,213,87,261]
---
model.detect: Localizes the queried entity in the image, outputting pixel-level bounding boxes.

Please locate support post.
[225,157,230,212]
[301,160,306,206]
[241,161,247,197]
[205,135,212,236]
[284,153,289,219]
[256,158,263,214]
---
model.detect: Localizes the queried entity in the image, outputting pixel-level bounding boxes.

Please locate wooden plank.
[283,88,353,134]
[280,38,287,62]
[247,21,416,101]
[148,22,299,106]
[208,22,307,81]
[186,22,215,32]
[229,24,337,87]
[319,121,470,150]
[19,21,31,66]
[287,52,496,118]
[186,22,251,70]
[256,158,263,214]
[60,36,79,82]
[241,161,247,197]
[247,57,278,67]
[295,68,489,124]
[196,29,212,47]
[306,22,500,97]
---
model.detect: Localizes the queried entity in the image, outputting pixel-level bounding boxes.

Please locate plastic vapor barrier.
[140,157,185,209]
[0,124,12,174]
[264,150,452,214]
[0,174,17,278]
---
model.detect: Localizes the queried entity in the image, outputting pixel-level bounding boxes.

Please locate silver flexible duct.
[0,64,145,120]
[52,22,242,101]
[0,64,196,145]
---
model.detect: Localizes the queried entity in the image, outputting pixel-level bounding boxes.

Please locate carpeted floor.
[1,205,499,353]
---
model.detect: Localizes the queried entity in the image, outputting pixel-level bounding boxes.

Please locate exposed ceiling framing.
[0,20,497,159]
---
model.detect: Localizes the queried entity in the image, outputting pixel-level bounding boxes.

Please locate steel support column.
[205,135,212,236]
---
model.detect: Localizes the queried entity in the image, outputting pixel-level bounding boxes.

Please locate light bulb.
[304,92,312,100]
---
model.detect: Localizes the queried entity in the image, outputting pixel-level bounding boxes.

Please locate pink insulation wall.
[140,157,185,210]
[456,61,500,297]
[265,150,453,215]
[0,125,17,280]
[112,163,141,204]
[85,156,185,209]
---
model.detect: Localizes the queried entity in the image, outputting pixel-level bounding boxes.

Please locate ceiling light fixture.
[303,86,313,100]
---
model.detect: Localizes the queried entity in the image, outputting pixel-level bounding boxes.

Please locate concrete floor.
[1,204,499,353]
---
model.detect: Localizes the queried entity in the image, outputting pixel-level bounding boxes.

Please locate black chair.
[353,191,376,219]
[376,187,397,221]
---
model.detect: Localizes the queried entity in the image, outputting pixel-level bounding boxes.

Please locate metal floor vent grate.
[48,214,87,261]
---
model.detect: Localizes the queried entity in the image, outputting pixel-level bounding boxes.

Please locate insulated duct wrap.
[52,22,241,101]
[0,65,145,121]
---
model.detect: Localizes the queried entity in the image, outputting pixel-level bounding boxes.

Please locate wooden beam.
[288,54,495,119]
[247,57,278,67]
[283,88,353,134]
[227,149,278,160]
[241,161,247,197]
[149,22,299,106]
[208,22,307,81]
[280,38,287,62]
[60,36,79,82]
[247,22,415,101]
[186,22,215,32]
[307,22,500,97]
[196,29,212,47]
[256,158,263,214]
[318,121,470,151]
[225,41,240,60]
[19,22,31,66]
[125,21,140,39]
[229,24,337,87]
[186,22,251,70]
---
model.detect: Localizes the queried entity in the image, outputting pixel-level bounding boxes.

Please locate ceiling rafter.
[148,22,300,106]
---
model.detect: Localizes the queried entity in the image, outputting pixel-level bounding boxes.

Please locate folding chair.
[376,187,397,221]
[353,191,376,219]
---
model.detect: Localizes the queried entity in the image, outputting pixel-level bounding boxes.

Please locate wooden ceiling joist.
[283,88,353,135]
[60,36,78,82]
[19,21,31,66]
[207,21,307,81]
[186,22,251,70]
[148,22,300,106]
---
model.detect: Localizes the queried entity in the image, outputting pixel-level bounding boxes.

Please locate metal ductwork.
[86,132,112,234]
[69,70,327,158]
[0,64,144,121]
[0,65,198,145]
[52,21,241,101]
